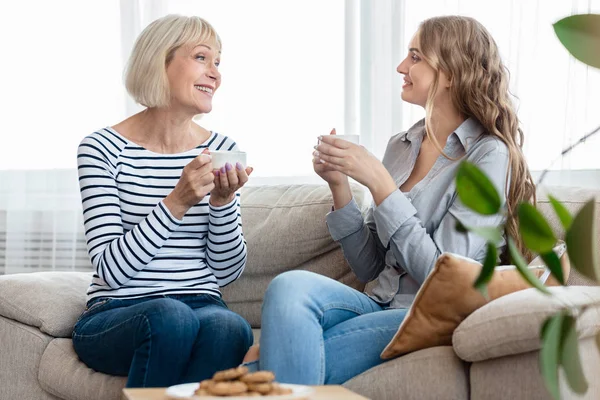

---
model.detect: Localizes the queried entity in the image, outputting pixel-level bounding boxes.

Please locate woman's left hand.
[314,135,397,204]
[210,161,253,207]
[313,136,384,187]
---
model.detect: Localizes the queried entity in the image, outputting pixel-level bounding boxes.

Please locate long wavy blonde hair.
[418,16,535,262]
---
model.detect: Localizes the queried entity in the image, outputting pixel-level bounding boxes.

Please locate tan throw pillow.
[380,246,570,360]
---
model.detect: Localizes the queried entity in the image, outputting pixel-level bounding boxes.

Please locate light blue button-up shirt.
[326,118,510,308]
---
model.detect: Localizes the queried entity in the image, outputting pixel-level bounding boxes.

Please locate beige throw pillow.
[380,246,569,360]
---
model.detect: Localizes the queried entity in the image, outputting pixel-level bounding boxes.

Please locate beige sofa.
[1,183,599,400]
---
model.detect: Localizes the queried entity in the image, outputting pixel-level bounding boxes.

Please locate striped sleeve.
[77,133,181,289]
[205,138,247,286]
[206,194,247,287]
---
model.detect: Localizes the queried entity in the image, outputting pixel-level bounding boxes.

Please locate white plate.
[165,382,315,399]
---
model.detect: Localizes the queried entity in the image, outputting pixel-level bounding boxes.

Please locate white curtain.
[0,0,346,274]
[354,0,600,171]
[118,0,347,179]
[0,169,85,274]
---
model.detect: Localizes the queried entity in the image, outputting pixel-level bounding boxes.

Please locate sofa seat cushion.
[39,338,126,400]
[470,338,600,400]
[344,346,469,400]
[0,271,91,338]
[38,332,263,400]
[453,286,600,362]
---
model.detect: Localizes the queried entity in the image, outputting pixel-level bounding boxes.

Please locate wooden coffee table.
[123,385,368,399]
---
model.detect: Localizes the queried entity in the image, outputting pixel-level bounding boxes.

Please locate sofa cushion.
[344,346,469,400]
[453,285,600,362]
[0,317,57,400]
[0,271,90,338]
[537,186,600,240]
[222,184,368,326]
[39,338,126,400]
[470,337,600,400]
[380,250,569,360]
[537,186,600,288]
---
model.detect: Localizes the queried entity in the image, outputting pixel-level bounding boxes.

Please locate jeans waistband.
[86,292,224,309]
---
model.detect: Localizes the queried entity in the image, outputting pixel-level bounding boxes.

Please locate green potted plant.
[455,13,600,400]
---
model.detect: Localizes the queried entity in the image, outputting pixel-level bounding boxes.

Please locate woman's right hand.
[165,151,215,219]
[313,128,349,188]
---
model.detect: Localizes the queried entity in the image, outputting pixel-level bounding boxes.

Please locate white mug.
[331,134,360,145]
[209,150,247,169]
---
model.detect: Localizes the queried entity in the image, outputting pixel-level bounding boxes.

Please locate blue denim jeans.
[254,270,407,385]
[72,294,253,388]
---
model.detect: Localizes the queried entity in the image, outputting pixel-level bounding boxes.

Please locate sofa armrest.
[453,286,600,362]
[0,271,91,338]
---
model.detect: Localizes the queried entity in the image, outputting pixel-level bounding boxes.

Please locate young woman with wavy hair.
[418,16,535,262]
[244,15,535,385]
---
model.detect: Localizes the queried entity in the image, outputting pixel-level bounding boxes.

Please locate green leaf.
[554,14,600,69]
[541,315,554,338]
[548,195,573,231]
[565,200,599,282]
[560,316,588,394]
[509,238,551,294]
[456,161,501,215]
[474,243,497,299]
[540,314,564,400]
[541,250,565,285]
[518,203,557,253]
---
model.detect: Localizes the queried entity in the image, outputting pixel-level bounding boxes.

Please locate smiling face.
[166,42,221,115]
[396,33,450,108]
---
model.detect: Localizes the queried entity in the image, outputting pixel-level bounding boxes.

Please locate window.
[0,0,346,178]
[395,0,600,171]
[0,0,125,170]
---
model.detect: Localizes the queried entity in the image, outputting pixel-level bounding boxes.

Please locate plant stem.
[536,125,600,186]
[499,125,600,245]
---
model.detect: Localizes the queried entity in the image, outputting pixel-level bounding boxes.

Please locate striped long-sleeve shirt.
[77,127,247,303]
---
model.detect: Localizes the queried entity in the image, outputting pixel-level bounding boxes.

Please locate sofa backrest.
[225,184,600,326]
[221,183,368,327]
[1,183,598,337]
[536,186,600,286]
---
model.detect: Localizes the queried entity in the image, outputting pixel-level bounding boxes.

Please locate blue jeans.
[256,270,407,385]
[72,294,253,388]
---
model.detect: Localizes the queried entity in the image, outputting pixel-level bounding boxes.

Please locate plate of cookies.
[165,366,315,399]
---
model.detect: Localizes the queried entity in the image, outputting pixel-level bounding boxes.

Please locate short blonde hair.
[125,14,222,108]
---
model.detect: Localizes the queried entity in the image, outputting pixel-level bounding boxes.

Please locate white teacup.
[331,134,360,145]
[209,150,247,170]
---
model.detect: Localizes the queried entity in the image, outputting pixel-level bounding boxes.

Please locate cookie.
[213,366,249,382]
[240,392,262,397]
[207,380,248,396]
[246,382,272,395]
[267,383,293,396]
[240,371,275,384]
[194,380,214,396]
[193,388,210,396]
[198,379,213,389]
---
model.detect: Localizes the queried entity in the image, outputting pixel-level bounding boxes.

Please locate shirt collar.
[453,117,485,150]
[400,117,484,150]
[400,119,426,142]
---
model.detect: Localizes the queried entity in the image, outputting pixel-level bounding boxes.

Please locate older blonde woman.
[73,15,253,388]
